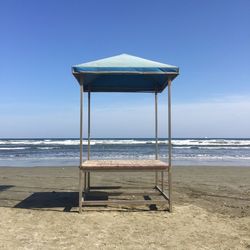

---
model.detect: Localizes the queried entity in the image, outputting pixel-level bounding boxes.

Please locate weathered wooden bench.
[80,159,168,171]
[79,159,170,210]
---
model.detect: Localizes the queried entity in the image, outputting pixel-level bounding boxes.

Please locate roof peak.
[73,54,177,68]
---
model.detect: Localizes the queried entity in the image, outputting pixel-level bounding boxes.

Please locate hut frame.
[72,54,178,213]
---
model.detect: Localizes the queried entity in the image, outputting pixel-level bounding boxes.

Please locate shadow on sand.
[0,185,15,192]
[13,186,160,212]
[14,191,80,212]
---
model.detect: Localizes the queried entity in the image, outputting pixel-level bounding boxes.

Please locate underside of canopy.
[72,54,179,92]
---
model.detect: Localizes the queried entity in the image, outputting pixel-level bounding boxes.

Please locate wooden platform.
[80,159,168,171]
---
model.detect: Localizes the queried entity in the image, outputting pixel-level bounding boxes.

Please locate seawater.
[0,138,250,167]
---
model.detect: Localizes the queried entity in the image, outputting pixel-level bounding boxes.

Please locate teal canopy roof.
[72,54,179,92]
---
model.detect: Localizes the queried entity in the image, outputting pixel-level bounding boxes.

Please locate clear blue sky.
[0,0,249,138]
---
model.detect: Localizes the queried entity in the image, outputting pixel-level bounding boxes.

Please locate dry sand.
[0,166,250,249]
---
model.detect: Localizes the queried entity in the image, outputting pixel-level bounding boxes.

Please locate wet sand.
[0,166,250,249]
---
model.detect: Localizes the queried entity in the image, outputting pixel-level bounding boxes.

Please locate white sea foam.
[0,147,27,150]
[174,155,250,161]
[37,147,59,150]
[171,139,250,147]
[0,139,250,147]
[176,146,250,149]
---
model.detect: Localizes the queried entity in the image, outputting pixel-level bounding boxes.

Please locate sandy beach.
[0,166,249,249]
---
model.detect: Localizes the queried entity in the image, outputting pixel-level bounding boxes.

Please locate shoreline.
[1,164,250,168]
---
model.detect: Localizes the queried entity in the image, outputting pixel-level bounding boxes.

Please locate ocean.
[0,138,249,167]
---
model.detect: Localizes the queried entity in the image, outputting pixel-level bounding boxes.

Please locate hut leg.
[154,92,159,188]
[168,79,172,212]
[79,169,83,213]
[168,168,172,212]
[84,172,87,190]
[87,172,90,189]
[79,83,84,214]
[161,171,164,192]
[155,172,158,187]
[87,91,91,190]
[83,171,87,208]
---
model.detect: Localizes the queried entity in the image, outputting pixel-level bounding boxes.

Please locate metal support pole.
[80,84,83,166]
[87,91,91,189]
[88,91,91,160]
[79,169,83,213]
[79,83,84,213]
[155,92,159,186]
[161,171,164,192]
[84,173,87,190]
[168,79,172,212]
[155,92,159,159]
